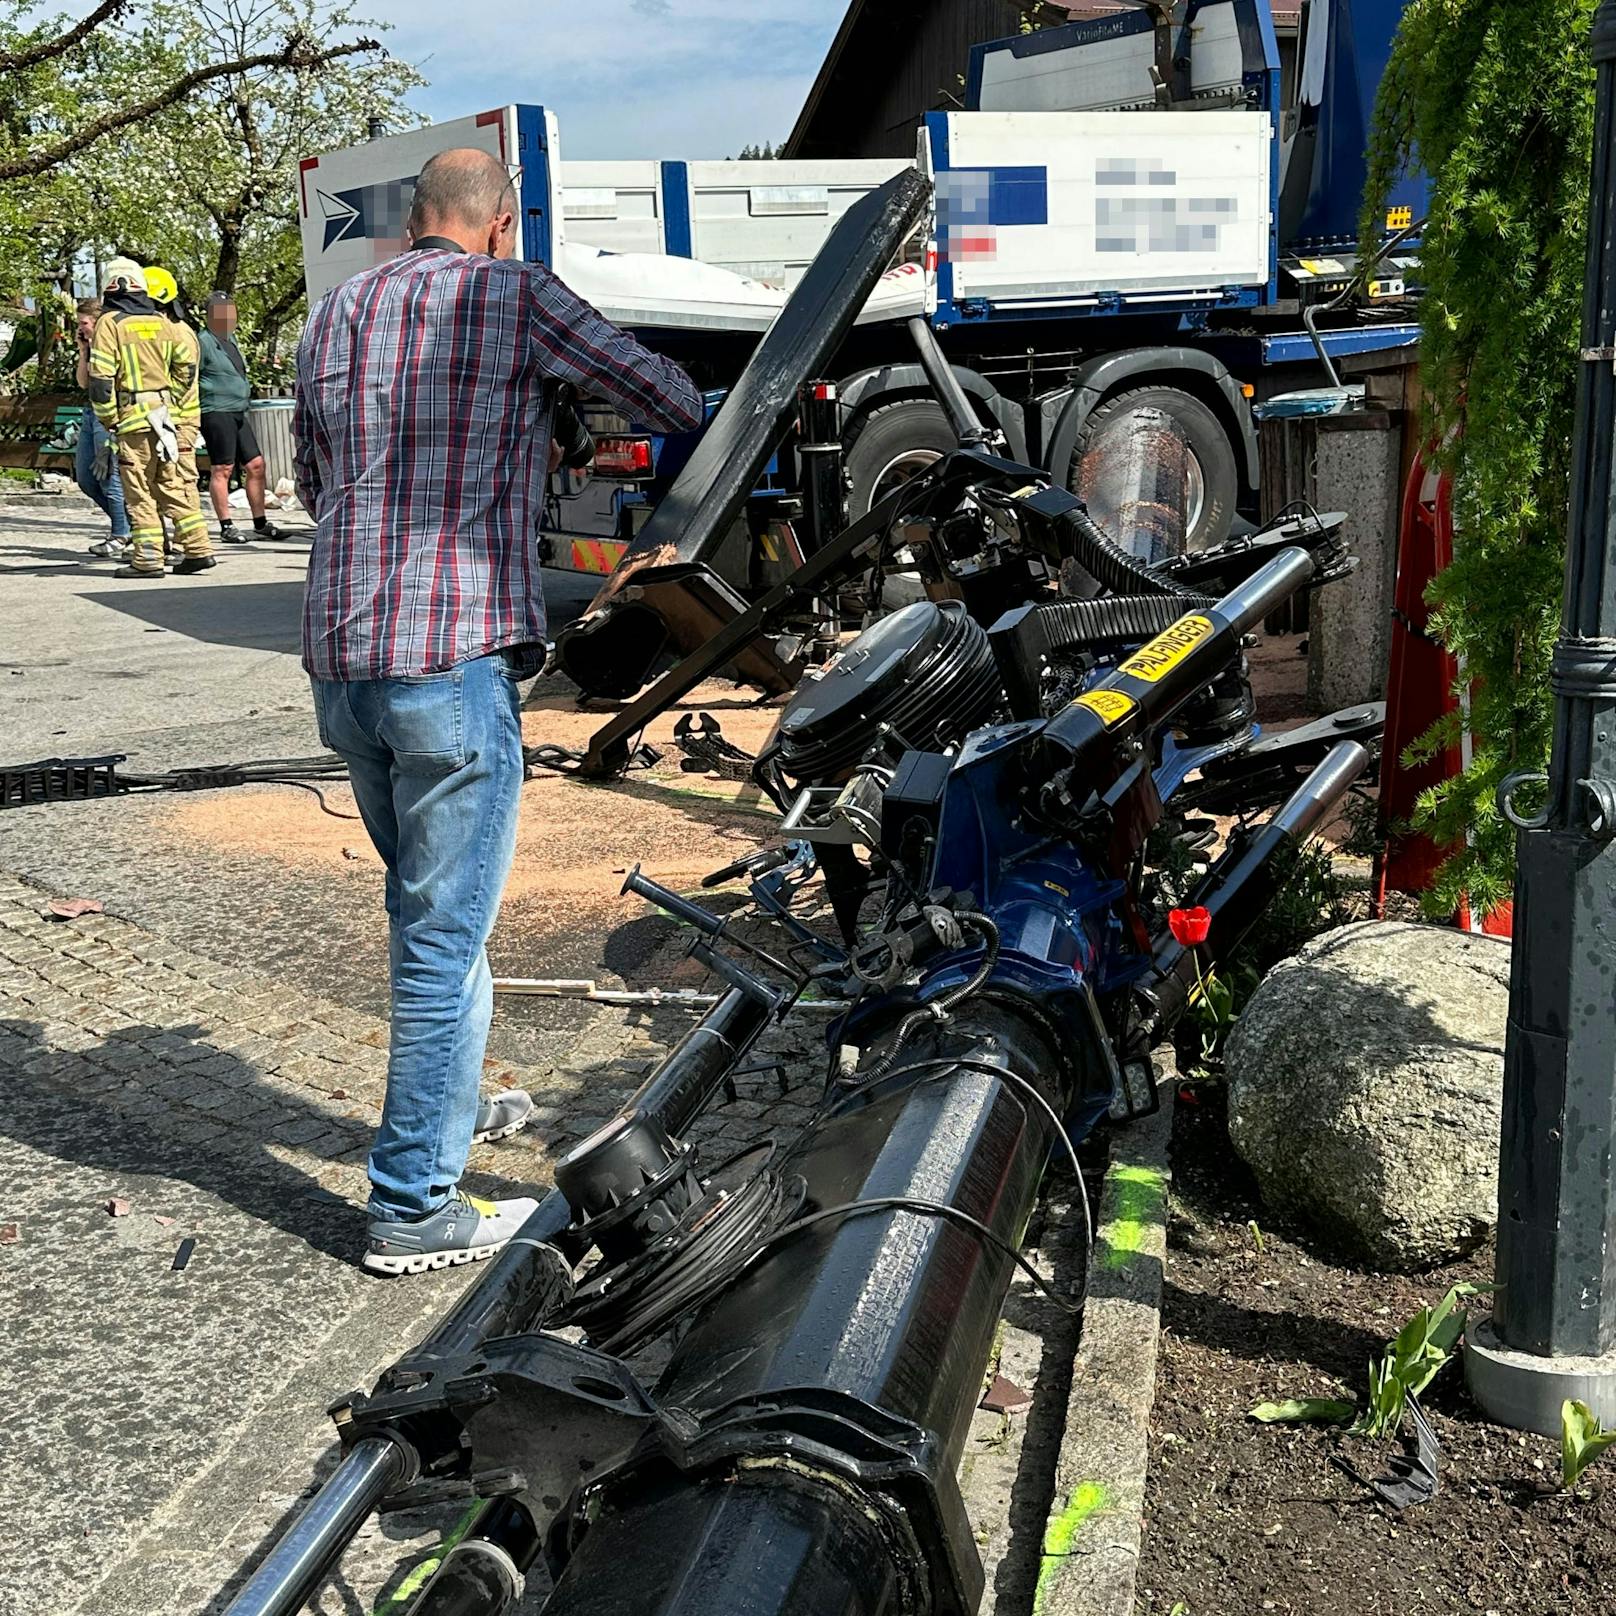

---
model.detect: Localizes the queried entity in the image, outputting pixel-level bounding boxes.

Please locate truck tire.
[843,399,958,521]
[1069,385,1237,553]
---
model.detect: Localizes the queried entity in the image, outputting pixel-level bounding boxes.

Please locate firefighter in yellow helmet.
[146,265,205,565]
[88,258,213,577]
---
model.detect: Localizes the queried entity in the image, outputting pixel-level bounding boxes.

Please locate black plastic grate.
[0,755,126,809]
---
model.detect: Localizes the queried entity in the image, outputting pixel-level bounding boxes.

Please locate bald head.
[407,148,518,258]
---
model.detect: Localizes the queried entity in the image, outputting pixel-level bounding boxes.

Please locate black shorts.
[200,410,261,470]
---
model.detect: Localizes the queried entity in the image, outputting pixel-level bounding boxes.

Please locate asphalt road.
[2,496,600,769]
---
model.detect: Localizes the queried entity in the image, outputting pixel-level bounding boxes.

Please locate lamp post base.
[1465,1315,1616,1436]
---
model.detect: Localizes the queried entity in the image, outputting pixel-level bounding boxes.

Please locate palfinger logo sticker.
[1072,688,1137,727]
[1119,614,1215,683]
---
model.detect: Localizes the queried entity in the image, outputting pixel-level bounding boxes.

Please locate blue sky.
[379,0,849,160]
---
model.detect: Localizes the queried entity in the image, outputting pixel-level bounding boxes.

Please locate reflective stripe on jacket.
[89,311,200,436]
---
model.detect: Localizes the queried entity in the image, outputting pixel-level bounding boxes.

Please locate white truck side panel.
[930,110,1271,307]
[560,158,909,285]
[561,160,664,254]
[684,160,910,284]
[297,110,520,305]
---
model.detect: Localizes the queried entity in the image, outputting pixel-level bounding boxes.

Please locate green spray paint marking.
[1034,1481,1109,1613]
[1101,1163,1166,1270]
[371,1501,483,1615]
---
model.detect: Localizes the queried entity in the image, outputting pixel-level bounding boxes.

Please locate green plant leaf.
[1358,0,1594,905]
[1561,1398,1616,1490]
[1249,1398,1355,1425]
[1357,1283,1484,1431]
[1354,1354,1408,1439]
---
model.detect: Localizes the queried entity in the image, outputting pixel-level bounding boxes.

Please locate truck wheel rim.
[1183,452,1207,542]
[1080,434,1209,550]
[870,447,944,547]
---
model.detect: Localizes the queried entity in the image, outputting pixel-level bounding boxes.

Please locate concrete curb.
[1033,1081,1175,1616]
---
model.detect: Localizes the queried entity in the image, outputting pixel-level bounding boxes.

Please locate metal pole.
[220,1438,411,1616]
[1467,0,1616,1434]
[797,379,845,556]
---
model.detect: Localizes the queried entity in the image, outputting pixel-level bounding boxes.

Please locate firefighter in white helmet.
[87,258,212,577]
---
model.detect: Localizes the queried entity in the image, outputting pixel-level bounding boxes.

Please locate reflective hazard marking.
[567,539,628,575]
[1072,688,1137,727]
[1118,613,1215,683]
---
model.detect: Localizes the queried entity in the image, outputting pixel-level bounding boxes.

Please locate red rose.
[1168,905,1212,947]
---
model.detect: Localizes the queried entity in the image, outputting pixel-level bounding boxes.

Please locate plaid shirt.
[294,248,703,680]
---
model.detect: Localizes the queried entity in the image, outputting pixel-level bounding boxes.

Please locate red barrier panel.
[1374,444,1512,936]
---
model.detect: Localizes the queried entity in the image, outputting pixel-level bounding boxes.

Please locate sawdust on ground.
[161,679,789,953]
[157,643,1350,963]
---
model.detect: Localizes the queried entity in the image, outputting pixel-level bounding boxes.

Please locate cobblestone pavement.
[1,861,1090,1616]
[0,865,667,1616]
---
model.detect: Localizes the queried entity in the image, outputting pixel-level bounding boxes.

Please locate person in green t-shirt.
[198,291,282,543]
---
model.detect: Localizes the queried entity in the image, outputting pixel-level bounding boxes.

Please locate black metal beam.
[553,168,933,699]
[540,1000,1071,1616]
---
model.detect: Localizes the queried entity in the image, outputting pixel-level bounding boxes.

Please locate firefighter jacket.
[167,317,202,427]
[88,292,199,436]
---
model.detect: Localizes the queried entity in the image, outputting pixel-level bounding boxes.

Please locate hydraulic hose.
[989,592,1222,718]
[1037,546,1316,788]
[1058,499,1207,600]
[855,912,1002,1084]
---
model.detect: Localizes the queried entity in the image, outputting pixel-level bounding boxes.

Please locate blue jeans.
[73,406,130,540]
[311,652,527,1219]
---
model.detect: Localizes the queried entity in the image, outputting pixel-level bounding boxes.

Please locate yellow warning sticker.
[1386,204,1413,230]
[1119,614,1215,684]
[1072,688,1137,727]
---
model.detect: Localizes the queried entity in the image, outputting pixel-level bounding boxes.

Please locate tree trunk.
[213,221,242,298]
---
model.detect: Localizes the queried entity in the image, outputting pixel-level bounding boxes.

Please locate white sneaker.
[362,1189,539,1276]
[473,1089,534,1144]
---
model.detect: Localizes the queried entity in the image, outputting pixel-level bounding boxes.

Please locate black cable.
[1275,498,1324,526]
[855,912,1001,1084]
[523,739,660,774]
[556,1147,788,1354]
[679,1195,1083,1323]
[826,1053,1095,1271]
[823,980,873,1090]
[264,778,362,820]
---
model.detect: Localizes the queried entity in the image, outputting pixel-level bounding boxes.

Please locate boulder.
[1225,919,1509,1271]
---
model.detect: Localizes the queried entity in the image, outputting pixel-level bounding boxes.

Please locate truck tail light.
[593,436,655,478]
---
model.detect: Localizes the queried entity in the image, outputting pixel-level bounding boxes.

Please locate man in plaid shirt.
[294,148,702,1275]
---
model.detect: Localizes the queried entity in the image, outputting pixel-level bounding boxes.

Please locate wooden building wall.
[788,1,1036,161]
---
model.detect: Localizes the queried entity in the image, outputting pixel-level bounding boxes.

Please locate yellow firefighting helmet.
[144,266,179,306]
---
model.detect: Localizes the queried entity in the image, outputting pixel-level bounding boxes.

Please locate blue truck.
[297,0,1422,580]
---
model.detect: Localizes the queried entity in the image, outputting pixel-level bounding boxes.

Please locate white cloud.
[379,0,848,159]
